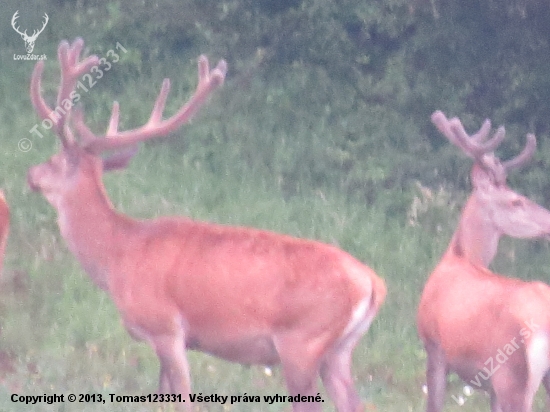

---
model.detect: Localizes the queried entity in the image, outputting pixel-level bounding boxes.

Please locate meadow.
[1,12,550,412]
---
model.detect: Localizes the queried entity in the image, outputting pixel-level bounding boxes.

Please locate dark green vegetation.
[0,0,549,410]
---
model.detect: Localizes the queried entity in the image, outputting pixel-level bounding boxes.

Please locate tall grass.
[0,52,548,412]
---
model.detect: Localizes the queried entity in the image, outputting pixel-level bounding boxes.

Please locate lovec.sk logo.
[12,10,48,61]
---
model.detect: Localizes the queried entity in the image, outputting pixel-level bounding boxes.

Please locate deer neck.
[56,171,134,290]
[445,193,501,267]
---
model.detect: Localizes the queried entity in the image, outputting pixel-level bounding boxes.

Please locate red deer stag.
[27,38,386,412]
[417,111,550,412]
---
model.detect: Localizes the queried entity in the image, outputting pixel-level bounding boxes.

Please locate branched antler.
[432,110,536,182]
[12,11,49,53]
[80,56,227,154]
[30,38,99,145]
[31,38,227,156]
[431,111,504,159]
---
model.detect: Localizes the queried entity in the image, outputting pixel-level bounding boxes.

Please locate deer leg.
[281,363,321,412]
[320,350,362,412]
[489,390,503,412]
[275,336,323,412]
[424,342,447,412]
[319,310,372,412]
[544,371,550,407]
[158,363,170,394]
[151,332,191,412]
[490,365,530,412]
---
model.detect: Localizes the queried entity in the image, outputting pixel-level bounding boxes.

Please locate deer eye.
[511,198,524,207]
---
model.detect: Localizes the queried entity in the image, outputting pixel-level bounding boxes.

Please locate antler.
[431,110,536,178]
[32,38,227,154]
[11,11,25,37]
[501,133,536,172]
[76,55,227,154]
[30,13,49,40]
[431,111,504,159]
[30,38,99,146]
[12,11,48,39]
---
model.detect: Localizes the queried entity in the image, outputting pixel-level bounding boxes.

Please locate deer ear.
[101,145,139,172]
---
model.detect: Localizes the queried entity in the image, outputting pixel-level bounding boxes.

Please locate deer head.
[12,11,48,54]
[431,111,550,265]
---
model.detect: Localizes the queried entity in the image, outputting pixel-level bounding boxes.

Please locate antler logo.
[11,10,49,54]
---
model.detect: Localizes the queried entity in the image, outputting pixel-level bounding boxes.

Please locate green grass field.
[0,53,549,412]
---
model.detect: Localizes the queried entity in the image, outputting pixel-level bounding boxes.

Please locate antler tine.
[58,39,99,141]
[148,79,171,125]
[30,61,51,124]
[73,100,141,169]
[450,120,505,159]
[470,118,492,144]
[11,11,24,35]
[30,38,98,146]
[107,101,121,135]
[502,133,537,172]
[431,110,504,160]
[81,56,228,154]
[31,59,73,147]
[431,111,471,153]
[73,101,123,148]
[30,13,48,38]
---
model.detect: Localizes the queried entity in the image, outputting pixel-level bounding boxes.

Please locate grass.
[0,50,549,412]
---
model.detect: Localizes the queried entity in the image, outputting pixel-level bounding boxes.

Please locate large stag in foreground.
[27,38,386,412]
[417,111,550,412]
